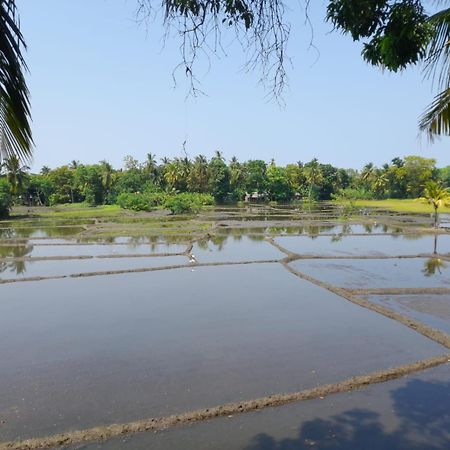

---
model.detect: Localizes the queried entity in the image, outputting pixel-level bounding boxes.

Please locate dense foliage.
[116,191,214,213]
[327,0,432,71]
[327,1,450,137]
[0,177,12,217]
[0,153,448,215]
[0,0,33,161]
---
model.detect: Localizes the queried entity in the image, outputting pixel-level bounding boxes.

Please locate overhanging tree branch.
[0,0,33,162]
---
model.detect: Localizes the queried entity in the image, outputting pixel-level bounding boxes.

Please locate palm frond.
[419,87,450,138]
[424,8,450,89]
[0,0,32,162]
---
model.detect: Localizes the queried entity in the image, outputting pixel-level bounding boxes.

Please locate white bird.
[189,254,197,263]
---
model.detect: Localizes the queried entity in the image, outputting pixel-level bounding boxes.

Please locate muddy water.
[0,226,85,239]
[216,223,403,236]
[0,264,445,441]
[0,242,187,259]
[290,258,450,289]
[364,294,450,335]
[276,234,450,257]
[191,236,283,262]
[0,255,188,280]
[17,236,189,245]
[70,364,450,450]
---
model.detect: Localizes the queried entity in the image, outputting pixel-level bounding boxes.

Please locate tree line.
[0,152,449,217]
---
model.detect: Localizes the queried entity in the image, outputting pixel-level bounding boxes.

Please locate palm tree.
[304,158,323,201]
[2,154,29,194]
[419,181,450,227]
[0,0,33,161]
[420,6,450,138]
[146,152,157,166]
[373,172,388,198]
[144,152,158,181]
[164,160,186,191]
[68,160,80,170]
[361,163,375,184]
[99,160,113,203]
[214,150,224,161]
[188,154,208,192]
[229,156,242,182]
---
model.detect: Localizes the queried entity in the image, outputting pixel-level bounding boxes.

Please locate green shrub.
[0,178,12,218]
[163,193,215,214]
[116,192,168,211]
[49,193,72,206]
[332,187,375,201]
[146,192,168,207]
[116,192,153,211]
[117,191,214,214]
[163,195,193,214]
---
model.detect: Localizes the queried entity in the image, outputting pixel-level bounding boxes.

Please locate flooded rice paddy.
[0,204,449,449]
[289,258,450,289]
[66,363,450,450]
[363,294,450,335]
[0,242,187,259]
[190,236,283,263]
[275,234,450,257]
[0,255,188,281]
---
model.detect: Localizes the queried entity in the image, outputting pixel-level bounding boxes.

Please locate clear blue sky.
[19,0,450,171]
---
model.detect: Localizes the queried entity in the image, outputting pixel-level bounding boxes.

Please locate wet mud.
[1,356,448,450]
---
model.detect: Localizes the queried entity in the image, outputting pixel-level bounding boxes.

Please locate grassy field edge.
[335,199,450,214]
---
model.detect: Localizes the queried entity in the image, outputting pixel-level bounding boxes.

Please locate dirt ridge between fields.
[1,355,448,450]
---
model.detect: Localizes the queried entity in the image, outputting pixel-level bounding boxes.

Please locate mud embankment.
[1,355,448,450]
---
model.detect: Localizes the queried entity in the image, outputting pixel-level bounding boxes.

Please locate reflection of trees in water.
[268,227,283,234]
[210,235,228,250]
[306,226,320,239]
[416,234,447,277]
[402,234,422,241]
[1,226,82,239]
[248,234,264,242]
[331,234,343,243]
[0,229,17,239]
[0,259,27,275]
[422,258,447,277]
[0,243,33,275]
[125,236,161,251]
[0,244,33,258]
[244,378,450,450]
[98,236,115,244]
[162,235,190,244]
[196,239,210,251]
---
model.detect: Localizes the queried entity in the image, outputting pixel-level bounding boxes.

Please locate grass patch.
[335,199,450,214]
[10,204,143,220]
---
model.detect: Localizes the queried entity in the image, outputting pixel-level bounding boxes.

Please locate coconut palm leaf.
[419,87,450,137]
[424,7,450,89]
[419,4,450,137]
[0,0,32,161]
